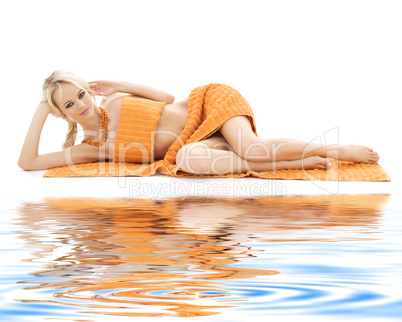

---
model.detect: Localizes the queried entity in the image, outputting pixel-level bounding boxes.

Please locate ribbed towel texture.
[114,96,166,163]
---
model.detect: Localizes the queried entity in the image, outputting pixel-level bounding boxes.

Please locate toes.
[319,159,331,170]
[369,153,380,162]
[309,157,332,170]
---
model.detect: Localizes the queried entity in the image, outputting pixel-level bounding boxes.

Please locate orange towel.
[114,96,166,163]
[43,84,391,182]
[158,83,258,176]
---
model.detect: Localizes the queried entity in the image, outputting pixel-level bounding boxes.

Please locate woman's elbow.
[166,94,175,104]
[18,160,30,171]
[17,158,36,171]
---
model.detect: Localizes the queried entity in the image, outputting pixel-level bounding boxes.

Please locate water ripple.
[1,194,401,320]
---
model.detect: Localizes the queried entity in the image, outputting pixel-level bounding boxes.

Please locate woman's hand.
[88,80,120,96]
[40,101,66,120]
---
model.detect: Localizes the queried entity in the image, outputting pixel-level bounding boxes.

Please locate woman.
[18,70,380,174]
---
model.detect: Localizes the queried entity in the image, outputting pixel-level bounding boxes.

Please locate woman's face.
[52,82,96,122]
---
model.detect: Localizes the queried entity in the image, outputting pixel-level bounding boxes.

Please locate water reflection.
[14,194,390,318]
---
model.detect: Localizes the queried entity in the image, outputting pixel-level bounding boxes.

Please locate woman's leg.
[176,139,331,176]
[219,116,380,164]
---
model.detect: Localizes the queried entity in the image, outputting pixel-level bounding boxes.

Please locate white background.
[1,4,400,322]
[1,0,401,199]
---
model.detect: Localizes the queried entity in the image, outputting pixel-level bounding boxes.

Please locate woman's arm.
[89,80,175,104]
[118,82,175,104]
[18,102,103,171]
[18,102,51,170]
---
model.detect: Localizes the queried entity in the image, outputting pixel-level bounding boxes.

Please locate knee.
[239,138,272,161]
[176,145,212,174]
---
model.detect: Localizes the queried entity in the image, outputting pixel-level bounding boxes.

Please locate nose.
[78,100,86,109]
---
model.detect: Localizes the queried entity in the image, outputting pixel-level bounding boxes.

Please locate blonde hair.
[42,70,96,150]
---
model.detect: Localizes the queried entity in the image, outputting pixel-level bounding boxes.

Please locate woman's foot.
[302,156,332,170]
[334,145,380,164]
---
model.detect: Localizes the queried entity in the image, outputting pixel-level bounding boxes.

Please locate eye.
[65,91,85,109]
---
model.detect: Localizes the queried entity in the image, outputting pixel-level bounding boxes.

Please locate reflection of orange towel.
[43,84,391,181]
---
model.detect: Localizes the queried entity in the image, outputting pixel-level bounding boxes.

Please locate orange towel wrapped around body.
[113,96,166,164]
[44,83,259,177]
[110,83,258,176]
[158,83,258,176]
[43,84,390,181]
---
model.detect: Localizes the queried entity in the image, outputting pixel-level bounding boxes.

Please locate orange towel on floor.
[43,84,391,182]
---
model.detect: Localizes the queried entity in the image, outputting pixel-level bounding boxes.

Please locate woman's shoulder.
[101,93,126,109]
[99,93,127,123]
[101,93,147,111]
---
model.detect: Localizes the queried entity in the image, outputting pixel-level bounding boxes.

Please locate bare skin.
[217,115,380,164]
[176,143,374,176]
[18,81,179,170]
[175,116,379,175]
[176,132,332,175]
[18,79,380,175]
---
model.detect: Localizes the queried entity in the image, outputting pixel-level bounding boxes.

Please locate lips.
[80,107,90,115]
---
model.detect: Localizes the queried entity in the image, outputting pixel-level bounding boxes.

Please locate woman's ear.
[56,107,67,120]
[50,109,67,120]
